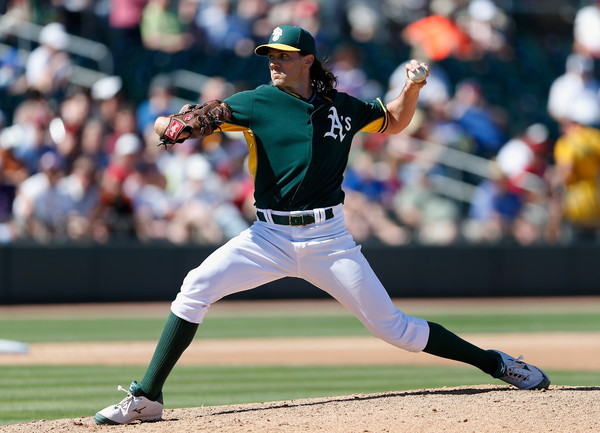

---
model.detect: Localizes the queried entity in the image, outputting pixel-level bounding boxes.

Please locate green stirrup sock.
[423,321,499,376]
[140,312,199,401]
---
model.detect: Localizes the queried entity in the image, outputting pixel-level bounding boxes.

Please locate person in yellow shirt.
[548,113,600,242]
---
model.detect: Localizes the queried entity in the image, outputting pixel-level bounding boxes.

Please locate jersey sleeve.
[360,98,388,133]
[221,89,255,132]
[353,97,388,133]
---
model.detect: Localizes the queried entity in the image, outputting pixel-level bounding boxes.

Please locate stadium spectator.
[343,145,411,246]
[446,79,508,158]
[343,187,412,246]
[52,0,99,40]
[495,124,551,246]
[0,44,25,96]
[56,154,101,241]
[496,123,550,192]
[547,53,600,126]
[330,44,382,101]
[6,93,55,176]
[97,133,142,240]
[90,75,124,136]
[140,0,193,68]
[402,12,473,61]
[197,76,235,103]
[573,3,600,58]
[0,124,30,186]
[511,187,549,246]
[393,166,461,246]
[463,163,524,244]
[193,0,253,54]
[458,0,514,60]
[136,74,181,136]
[0,160,17,243]
[106,106,138,155]
[53,90,92,169]
[129,160,176,242]
[547,108,600,244]
[79,118,110,169]
[169,153,248,244]
[108,0,147,99]
[11,151,66,242]
[24,22,72,98]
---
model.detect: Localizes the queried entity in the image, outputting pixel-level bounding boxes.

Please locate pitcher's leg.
[303,236,498,371]
[172,225,296,323]
[142,226,295,401]
[424,322,499,375]
[303,240,429,352]
[140,312,198,401]
[302,238,551,388]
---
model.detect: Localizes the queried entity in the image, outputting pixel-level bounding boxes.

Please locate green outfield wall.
[0,244,598,304]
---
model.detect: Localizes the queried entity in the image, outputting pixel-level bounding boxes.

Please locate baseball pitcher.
[95,25,549,425]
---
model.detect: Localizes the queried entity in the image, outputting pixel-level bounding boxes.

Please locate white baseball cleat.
[94,381,163,425]
[490,350,550,390]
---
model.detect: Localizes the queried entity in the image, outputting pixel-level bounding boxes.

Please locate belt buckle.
[289,211,308,226]
[289,214,302,225]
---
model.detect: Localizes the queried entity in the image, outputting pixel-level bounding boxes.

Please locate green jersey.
[221,84,388,211]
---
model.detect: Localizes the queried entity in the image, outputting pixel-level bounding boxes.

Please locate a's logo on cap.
[272,27,283,41]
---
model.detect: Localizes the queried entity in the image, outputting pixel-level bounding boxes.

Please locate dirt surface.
[2,386,599,433]
[2,298,600,432]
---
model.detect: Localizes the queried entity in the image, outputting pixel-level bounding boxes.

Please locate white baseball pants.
[171,204,430,352]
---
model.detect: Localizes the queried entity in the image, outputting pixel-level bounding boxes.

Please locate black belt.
[256,208,334,226]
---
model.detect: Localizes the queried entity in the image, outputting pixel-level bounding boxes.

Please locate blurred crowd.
[2,0,600,247]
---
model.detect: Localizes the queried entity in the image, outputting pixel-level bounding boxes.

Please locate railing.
[0,15,113,74]
[398,136,547,203]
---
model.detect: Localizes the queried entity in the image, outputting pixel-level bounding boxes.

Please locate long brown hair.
[308,57,337,93]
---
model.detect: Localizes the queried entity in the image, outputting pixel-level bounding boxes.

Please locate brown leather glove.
[153,100,232,148]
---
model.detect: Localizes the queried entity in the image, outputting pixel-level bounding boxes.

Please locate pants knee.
[367,314,430,353]
[170,292,210,324]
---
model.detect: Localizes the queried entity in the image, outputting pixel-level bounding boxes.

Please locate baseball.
[408,65,427,83]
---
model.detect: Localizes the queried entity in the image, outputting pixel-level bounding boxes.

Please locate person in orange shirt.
[402,15,473,61]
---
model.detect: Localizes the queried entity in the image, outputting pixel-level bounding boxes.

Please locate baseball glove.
[153,99,232,148]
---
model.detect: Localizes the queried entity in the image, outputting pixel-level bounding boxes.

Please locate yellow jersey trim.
[221,123,258,180]
[359,98,388,133]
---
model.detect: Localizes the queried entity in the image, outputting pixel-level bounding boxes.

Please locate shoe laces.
[504,355,530,380]
[114,385,134,409]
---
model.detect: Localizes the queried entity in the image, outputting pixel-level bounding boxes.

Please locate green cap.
[255,25,316,56]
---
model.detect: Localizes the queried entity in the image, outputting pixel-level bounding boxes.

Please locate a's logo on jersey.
[324,106,352,142]
[272,27,283,41]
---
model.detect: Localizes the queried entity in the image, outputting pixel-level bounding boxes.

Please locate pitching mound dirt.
[2,385,598,433]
